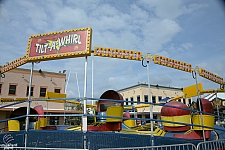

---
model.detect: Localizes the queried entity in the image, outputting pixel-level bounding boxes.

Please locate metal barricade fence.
[3,147,84,150]
[196,139,225,150]
[99,143,197,150]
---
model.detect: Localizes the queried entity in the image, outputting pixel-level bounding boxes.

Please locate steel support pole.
[76,72,81,97]
[24,62,34,147]
[194,68,206,144]
[83,57,88,149]
[216,92,220,124]
[91,59,94,104]
[147,62,154,147]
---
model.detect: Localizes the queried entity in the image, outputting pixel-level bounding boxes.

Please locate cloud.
[0,3,8,21]
[137,0,208,19]
[181,3,208,14]
[181,43,193,50]
[0,0,224,98]
[197,60,225,77]
[152,74,172,85]
[165,43,193,53]
[138,0,184,19]
[141,19,182,53]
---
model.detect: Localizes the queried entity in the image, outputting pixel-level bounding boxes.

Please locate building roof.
[159,97,171,103]
[1,66,66,77]
[117,83,183,92]
[204,93,225,101]
[0,107,82,114]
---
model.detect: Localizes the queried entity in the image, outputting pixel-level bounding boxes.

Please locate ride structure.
[0,26,225,149]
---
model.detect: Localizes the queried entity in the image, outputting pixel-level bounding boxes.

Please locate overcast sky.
[0,0,225,98]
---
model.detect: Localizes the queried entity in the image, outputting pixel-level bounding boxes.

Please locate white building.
[117,83,192,122]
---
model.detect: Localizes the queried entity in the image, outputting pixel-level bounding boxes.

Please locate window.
[40,87,47,97]
[158,96,162,102]
[26,86,34,96]
[54,88,61,93]
[152,96,156,103]
[0,83,2,94]
[137,95,140,104]
[125,98,128,105]
[144,95,148,103]
[183,98,186,104]
[50,116,59,125]
[130,97,133,105]
[8,84,17,95]
[188,99,192,105]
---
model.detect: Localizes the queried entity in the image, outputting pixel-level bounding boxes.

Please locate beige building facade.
[0,67,81,132]
[0,68,66,98]
[117,83,192,122]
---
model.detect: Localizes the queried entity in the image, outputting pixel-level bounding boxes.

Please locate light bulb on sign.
[144,53,153,63]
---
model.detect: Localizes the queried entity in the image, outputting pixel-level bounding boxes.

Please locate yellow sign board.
[0,56,28,74]
[183,83,203,98]
[153,55,192,72]
[26,27,92,62]
[94,47,142,61]
[45,92,67,99]
[199,68,224,85]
